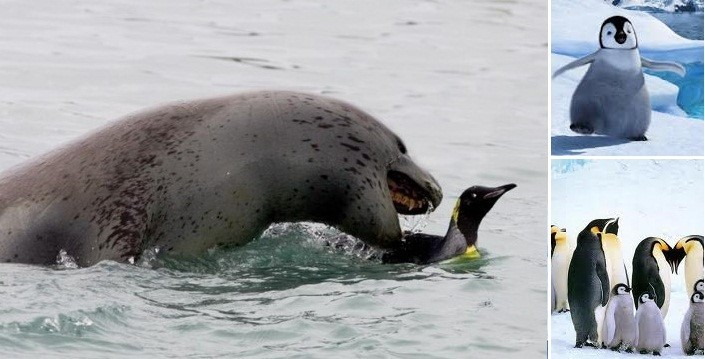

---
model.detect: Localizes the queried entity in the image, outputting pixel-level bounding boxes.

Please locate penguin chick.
[601,283,636,352]
[382,184,517,264]
[551,225,571,313]
[635,292,667,355]
[552,16,685,141]
[681,291,704,355]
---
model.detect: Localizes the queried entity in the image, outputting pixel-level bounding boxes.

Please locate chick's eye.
[607,31,612,35]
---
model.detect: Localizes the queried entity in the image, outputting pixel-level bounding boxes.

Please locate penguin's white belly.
[570,50,650,139]
[685,246,704,297]
[656,254,671,318]
[552,249,571,310]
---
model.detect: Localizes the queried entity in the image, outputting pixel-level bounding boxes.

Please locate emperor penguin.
[568,218,611,348]
[632,237,673,318]
[380,184,517,264]
[635,292,667,355]
[681,291,704,355]
[671,235,704,298]
[552,16,685,141]
[601,283,636,352]
[552,225,572,313]
[599,218,630,297]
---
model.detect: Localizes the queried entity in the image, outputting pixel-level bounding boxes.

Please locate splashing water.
[400,203,434,234]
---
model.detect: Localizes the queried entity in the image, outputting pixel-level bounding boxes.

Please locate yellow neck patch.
[451,199,460,223]
[462,245,481,259]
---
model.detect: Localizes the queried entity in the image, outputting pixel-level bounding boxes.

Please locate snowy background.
[551,0,704,156]
[551,159,704,357]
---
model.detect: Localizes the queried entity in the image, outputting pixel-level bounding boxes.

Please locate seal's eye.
[396,138,407,154]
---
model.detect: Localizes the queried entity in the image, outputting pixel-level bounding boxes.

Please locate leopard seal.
[0,91,442,266]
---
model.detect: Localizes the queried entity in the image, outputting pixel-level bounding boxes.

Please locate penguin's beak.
[615,31,627,44]
[482,183,517,200]
[668,243,687,274]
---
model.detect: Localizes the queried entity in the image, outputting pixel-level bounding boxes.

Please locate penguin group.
[551,218,703,355]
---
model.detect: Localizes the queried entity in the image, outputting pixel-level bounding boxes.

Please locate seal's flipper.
[641,58,686,77]
[552,52,598,79]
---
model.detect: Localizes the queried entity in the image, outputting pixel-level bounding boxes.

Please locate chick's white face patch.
[600,21,637,49]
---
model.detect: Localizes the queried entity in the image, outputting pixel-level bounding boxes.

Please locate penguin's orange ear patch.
[590,226,600,234]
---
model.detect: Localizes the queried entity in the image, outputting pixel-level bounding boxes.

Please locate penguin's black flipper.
[652,278,665,309]
[596,233,610,306]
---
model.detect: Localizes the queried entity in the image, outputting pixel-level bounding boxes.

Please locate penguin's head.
[691,291,704,304]
[695,279,704,294]
[603,217,619,235]
[670,235,704,274]
[639,292,655,304]
[600,16,637,50]
[583,218,615,235]
[612,283,631,296]
[451,183,517,245]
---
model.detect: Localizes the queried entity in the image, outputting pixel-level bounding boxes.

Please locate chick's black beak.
[615,31,627,44]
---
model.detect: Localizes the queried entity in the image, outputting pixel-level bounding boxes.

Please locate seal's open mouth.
[387,171,432,215]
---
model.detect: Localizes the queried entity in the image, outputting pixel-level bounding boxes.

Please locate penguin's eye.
[607,31,612,35]
[627,29,631,34]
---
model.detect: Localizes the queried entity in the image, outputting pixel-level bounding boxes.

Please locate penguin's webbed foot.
[628,135,648,141]
[570,123,594,135]
[652,351,661,356]
[584,342,597,348]
[663,343,670,347]
[625,347,633,353]
[610,346,620,352]
[640,350,649,354]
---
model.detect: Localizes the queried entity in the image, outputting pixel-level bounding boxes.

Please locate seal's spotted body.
[0,91,442,266]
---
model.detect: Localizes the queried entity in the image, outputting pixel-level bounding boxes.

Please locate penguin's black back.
[568,228,609,344]
[632,237,666,309]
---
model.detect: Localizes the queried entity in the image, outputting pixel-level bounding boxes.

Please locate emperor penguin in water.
[599,218,630,297]
[380,184,517,264]
[601,283,636,352]
[551,225,571,313]
[568,218,611,347]
[681,290,704,355]
[671,235,704,298]
[632,237,673,318]
[552,16,685,141]
[635,292,667,355]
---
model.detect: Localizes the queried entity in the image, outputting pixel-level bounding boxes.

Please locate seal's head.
[257,92,443,249]
[600,16,637,50]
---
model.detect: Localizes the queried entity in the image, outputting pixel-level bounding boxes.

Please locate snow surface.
[551,54,703,156]
[551,0,704,156]
[551,159,704,358]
